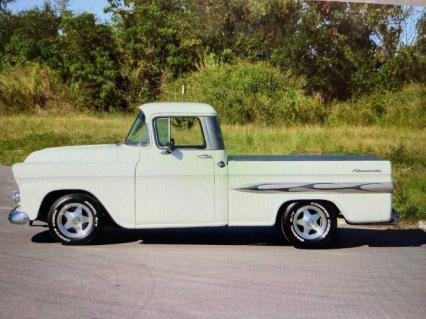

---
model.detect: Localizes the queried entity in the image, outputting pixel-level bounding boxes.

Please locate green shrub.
[393,164,426,220]
[162,60,326,125]
[0,62,73,113]
[60,12,127,111]
[328,83,426,127]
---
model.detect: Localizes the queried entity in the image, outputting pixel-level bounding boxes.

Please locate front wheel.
[47,194,103,245]
[281,202,337,248]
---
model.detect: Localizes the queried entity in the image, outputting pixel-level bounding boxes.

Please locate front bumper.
[8,208,30,225]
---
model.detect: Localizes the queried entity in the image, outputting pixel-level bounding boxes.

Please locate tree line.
[0,0,425,111]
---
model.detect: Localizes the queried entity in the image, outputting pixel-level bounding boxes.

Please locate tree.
[185,0,300,61]
[271,1,407,100]
[107,0,202,103]
[0,0,423,110]
[416,12,426,55]
[0,0,14,12]
[1,4,60,67]
[380,12,426,87]
[60,12,126,110]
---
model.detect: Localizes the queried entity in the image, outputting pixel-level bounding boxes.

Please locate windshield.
[124,111,149,146]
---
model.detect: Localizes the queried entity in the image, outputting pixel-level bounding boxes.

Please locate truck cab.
[126,103,229,227]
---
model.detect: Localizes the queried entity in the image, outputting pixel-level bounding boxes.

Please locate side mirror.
[163,138,175,154]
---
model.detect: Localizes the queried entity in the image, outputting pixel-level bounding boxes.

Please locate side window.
[155,117,206,149]
[156,118,170,146]
[125,111,149,146]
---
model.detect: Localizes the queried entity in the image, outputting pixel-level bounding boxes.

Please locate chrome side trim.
[8,209,30,225]
[233,182,394,194]
[229,155,380,161]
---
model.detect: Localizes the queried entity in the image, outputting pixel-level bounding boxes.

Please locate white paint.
[228,159,393,224]
[140,102,217,118]
[11,102,395,229]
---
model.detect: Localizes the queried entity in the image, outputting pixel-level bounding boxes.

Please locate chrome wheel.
[57,203,94,239]
[292,205,327,240]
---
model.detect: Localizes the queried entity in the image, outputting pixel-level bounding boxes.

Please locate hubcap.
[57,203,94,239]
[293,205,327,240]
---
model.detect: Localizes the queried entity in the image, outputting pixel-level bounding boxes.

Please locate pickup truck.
[9,102,398,248]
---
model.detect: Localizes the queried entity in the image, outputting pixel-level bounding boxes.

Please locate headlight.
[12,191,20,204]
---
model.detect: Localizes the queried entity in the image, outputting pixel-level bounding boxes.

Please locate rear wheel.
[281,201,337,248]
[47,193,103,245]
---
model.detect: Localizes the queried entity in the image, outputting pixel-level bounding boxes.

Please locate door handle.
[197,154,212,159]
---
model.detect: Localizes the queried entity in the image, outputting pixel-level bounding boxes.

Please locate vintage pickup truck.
[9,102,398,248]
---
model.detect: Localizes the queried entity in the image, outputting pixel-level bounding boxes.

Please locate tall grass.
[0,114,424,220]
[328,83,426,127]
[0,63,73,113]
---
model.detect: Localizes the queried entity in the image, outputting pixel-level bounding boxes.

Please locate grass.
[0,63,73,113]
[0,114,425,220]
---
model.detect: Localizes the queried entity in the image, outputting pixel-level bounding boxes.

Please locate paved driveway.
[0,165,425,319]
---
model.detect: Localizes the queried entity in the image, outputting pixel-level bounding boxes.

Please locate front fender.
[12,162,136,228]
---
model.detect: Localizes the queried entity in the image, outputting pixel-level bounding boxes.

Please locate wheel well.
[274,200,340,227]
[37,190,112,223]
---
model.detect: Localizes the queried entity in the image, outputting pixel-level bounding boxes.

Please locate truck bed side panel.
[228,158,393,225]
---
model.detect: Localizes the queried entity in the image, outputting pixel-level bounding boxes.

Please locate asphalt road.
[0,165,425,319]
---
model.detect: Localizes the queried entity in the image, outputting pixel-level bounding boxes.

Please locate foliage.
[417,12,426,55]
[0,4,60,69]
[381,46,426,88]
[106,0,202,103]
[0,0,424,110]
[163,59,425,127]
[163,59,325,125]
[328,83,426,127]
[271,2,409,100]
[184,0,300,61]
[0,62,72,112]
[0,0,13,12]
[59,12,125,111]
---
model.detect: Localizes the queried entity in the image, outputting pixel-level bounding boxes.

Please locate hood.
[25,144,119,163]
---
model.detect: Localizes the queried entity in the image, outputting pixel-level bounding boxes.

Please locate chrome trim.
[217,161,226,168]
[8,209,30,225]
[233,182,394,194]
[229,155,380,161]
[57,203,94,239]
[292,205,327,240]
[352,169,382,173]
[12,191,20,204]
[197,154,212,159]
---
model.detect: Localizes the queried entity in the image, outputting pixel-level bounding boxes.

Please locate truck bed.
[227,154,392,225]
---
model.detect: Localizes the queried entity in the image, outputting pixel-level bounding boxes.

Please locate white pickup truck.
[9,102,398,248]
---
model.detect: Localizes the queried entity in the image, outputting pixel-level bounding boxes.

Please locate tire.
[47,193,103,245]
[280,201,337,248]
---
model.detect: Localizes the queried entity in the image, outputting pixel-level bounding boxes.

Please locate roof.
[139,102,217,118]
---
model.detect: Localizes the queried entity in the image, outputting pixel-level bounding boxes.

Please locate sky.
[9,0,112,21]
[7,0,426,44]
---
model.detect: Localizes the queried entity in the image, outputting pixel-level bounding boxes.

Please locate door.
[135,116,215,226]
